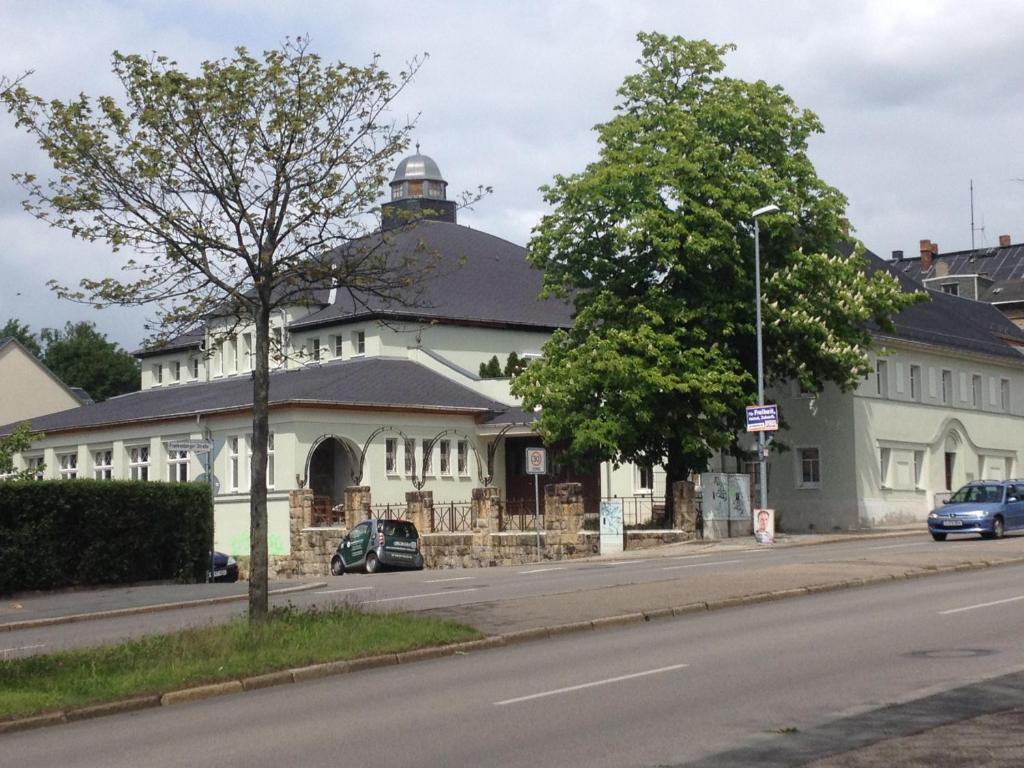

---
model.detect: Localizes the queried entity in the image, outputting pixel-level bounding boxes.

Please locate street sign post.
[525,448,547,562]
[745,404,779,433]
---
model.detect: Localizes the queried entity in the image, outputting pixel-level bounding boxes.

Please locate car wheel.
[931,532,947,542]
[330,556,345,576]
[993,516,1005,539]
[365,552,379,574]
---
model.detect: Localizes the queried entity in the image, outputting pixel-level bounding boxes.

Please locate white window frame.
[242,332,253,371]
[909,365,921,402]
[421,438,433,476]
[191,357,200,380]
[25,455,45,480]
[404,438,416,476]
[354,330,366,356]
[171,361,180,382]
[229,436,241,492]
[385,437,398,475]
[334,335,343,358]
[941,369,953,405]
[153,363,163,385]
[1001,378,1011,412]
[879,448,891,488]
[168,448,190,483]
[272,327,284,366]
[439,439,451,476]
[93,449,113,480]
[128,445,150,481]
[309,336,320,362]
[58,452,78,479]
[796,447,821,489]
[875,360,888,398]
[266,433,275,490]
[457,440,469,476]
[636,463,654,494]
[913,450,925,488]
[972,374,983,409]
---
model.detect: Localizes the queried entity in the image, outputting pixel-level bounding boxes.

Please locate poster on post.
[755,508,775,544]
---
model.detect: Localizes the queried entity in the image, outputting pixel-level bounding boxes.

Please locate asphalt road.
[6,562,1024,767]
[5,533,1024,658]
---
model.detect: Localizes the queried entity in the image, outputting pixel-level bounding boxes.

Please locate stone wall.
[269,483,682,577]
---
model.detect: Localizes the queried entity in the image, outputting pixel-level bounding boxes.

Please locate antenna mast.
[970,179,975,250]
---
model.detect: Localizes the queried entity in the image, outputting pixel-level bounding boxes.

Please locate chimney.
[920,239,933,271]
[999,234,1011,247]
[892,250,903,262]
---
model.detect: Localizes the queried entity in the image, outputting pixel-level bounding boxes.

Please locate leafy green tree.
[0,423,42,481]
[0,319,42,357]
[479,355,502,378]
[40,321,139,401]
[4,40,443,620]
[512,33,923,510]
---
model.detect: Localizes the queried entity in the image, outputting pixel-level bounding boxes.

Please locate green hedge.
[0,480,213,595]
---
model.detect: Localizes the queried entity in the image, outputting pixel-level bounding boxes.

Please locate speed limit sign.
[525,447,547,475]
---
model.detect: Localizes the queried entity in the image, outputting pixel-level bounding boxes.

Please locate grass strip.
[0,605,480,721]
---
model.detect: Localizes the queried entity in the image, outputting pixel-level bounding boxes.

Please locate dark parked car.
[331,518,423,574]
[928,480,1024,541]
[209,551,239,582]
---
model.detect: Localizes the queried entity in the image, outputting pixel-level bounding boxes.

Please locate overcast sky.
[1,0,1022,351]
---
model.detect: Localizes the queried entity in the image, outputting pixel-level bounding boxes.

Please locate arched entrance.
[306,435,360,506]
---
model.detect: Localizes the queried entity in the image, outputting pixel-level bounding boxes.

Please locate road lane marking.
[601,561,647,567]
[664,554,713,561]
[365,588,480,604]
[518,567,566,574]
[313,587,375,595]
[1,643,46,659]
[866,542,929,551]
[423,576,476,584]
[494,663,689,706]
[662,559,744,571]
[939,595,1024,615]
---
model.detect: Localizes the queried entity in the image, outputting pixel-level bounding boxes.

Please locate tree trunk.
[248,300,271,620]
[663,442,689,520]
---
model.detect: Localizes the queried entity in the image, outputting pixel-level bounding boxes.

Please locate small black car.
[209,551,239,582]
[331,518,424,574]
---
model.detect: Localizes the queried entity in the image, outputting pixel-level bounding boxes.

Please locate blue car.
[928,480,1024,541]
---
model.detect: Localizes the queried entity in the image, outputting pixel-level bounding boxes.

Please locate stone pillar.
[344,486,371,530]
[406,490,433,533]
[673,480,698,535]
[472,486,502,533]
[289,489,315,533]
[541,483,583,559]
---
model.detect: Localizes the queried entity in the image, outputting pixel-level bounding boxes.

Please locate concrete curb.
[0,582,328,633]
[6,554,1024,737]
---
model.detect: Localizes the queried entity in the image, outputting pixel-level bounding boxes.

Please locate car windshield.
[949,485,1004,504]
[383,521,418,540]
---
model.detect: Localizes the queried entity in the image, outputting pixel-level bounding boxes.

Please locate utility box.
[698,473,753,539]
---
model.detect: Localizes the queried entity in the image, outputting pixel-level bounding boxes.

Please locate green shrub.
[0,480,212,594]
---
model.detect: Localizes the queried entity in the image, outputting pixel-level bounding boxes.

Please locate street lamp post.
[752,204,779,513]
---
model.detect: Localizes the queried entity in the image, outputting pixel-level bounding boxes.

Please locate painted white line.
[518,567,566,575]
[939,595,1024,615]
[1,643,46,659]
[365,588,480,604]
[665,554,713,561]
[662,559,744,571]
[866,542,929,551]
[494,663,689,706]
[601,561,647,567]
[313,587,375,595]
[423,576,476,584]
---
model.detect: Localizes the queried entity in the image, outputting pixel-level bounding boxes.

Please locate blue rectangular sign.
[745,404,779,432]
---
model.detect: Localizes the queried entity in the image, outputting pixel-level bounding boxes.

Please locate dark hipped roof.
[290,220,573,332]
[893,242,1024,284]
[864,250,1024,361]
[137,220,571,357]
[0,357,513,437]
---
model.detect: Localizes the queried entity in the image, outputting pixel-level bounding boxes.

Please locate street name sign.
[745,404,779,433]
[167,439,213,454]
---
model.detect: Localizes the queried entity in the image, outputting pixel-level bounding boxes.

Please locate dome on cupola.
[382,145,457,230]
[389,145,448,202]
